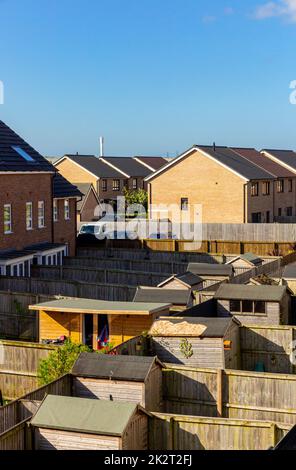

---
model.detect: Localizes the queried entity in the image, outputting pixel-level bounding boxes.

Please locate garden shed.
[149,316,240,369]
[72,352,163,411]
[214,284,290,325]
[31,395,150,450]
[226,253,263,274]
[29,298,170,349]
[187,262,234,288]
[133,286,193,312]
[157,272,203,293]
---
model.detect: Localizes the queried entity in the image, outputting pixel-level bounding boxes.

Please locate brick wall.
[0,173,53,250]
[53,198,77,256]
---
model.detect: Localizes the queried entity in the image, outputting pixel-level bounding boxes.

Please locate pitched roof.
[214,284,287,302]
[53,173,82,199]
[30,395,143,436]
[60,155,123,178]
[74,183,100,211]
[197,146,274,180]
[72,352,162,381]
[133,287,191,305]
[158,272,203,288]
[134,156,168,171]
[145,145,275,182]
[101,157,152,177]
[227,252,262,266]
[231,147,296,178]
[150,316,235,338]
[282,263,296,279]
[187,262,234,277]
[262,149,296,172]
[0,121,54,173]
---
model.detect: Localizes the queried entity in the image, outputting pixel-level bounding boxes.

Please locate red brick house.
[0,120,81,275]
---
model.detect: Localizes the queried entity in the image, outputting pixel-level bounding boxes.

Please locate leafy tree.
[123,187,148,212]
[38,339,91,385]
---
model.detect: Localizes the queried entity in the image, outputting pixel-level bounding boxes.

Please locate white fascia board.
[100,157,130,178]
[133,157,155,172]
[261,151,296,175]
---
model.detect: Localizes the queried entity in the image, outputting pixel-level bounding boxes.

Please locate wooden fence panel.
[0,418,31,450]
[163,365,296,424]
[149,413,291,450]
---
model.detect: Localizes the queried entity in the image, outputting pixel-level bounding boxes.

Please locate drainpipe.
[51,173,55,244]
[243,183,248,223]
[273,180,276,222]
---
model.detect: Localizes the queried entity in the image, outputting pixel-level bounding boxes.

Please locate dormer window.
[11,146,35,162]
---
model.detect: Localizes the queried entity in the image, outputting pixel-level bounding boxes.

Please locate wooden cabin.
[157,271,203,294]
[149,316,240,369]
[30,395,149,450]
[133,286,193,313]
[226,253,263,274]
[29,298,171,349]
[187,262,234,288]
[214,284,290,325]
[72,353,163,411]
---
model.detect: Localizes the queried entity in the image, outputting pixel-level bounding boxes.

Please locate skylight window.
[11,146,35,162]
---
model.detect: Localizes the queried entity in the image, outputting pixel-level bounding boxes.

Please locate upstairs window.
[112,179,120,191]
[26,202,33,230]
[289,179,293,192]
[102,179,107,192]
[53,200,58,222]
[262,181,270,196]
[11,146,35,162]
[251,182,259,197]
[64,199,70,220]
[132,178,138,190]
[181,198,189,211]
[277,179,284,193]
[38,201,45,228]
[4,204,12,234]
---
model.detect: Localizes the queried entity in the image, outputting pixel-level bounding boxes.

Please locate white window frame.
[53,199,58,222]
[26,202,33,230]
[38,200,45,228]
[4,204,12,234]
[64,199,70,220]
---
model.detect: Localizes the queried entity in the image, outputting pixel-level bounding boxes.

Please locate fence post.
[269,423,277,448]
[217,369,223,417]
[169,417,175,450]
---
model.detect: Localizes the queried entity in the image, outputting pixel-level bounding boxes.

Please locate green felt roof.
[29,298,171,315]
[215,284,286,302]
[31,395,141,436]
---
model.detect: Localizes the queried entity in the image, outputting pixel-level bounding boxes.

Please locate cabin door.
[83,314,94,348]
[97,314,109,349]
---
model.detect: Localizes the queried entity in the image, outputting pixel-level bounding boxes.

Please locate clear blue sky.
[1,0,296,156]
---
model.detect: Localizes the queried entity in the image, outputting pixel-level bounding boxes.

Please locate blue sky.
[1,0,296,156]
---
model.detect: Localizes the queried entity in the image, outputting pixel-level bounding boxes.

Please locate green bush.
[38,339,91,385]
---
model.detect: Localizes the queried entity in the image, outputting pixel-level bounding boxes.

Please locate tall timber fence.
[149,413,290,450]
[163,365,296,425]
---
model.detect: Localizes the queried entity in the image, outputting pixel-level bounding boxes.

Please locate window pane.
[242,300,253,313]
[254,301,266,314]
[230,300,240,312]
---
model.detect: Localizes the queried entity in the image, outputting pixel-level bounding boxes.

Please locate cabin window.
[64,199,70,220]
[254,301,266,314]
[181,198,189,211]
[4,204,12,234]
[26,202,33,230]
[229,300,240,312]
[53,200,58,222]
[38,201,45,228]
[112,179,120,191]
[251,182,259,197]
[277,180,284,193]
[262,181,270,196]
[102,179,107,192]
[242,300,253,313]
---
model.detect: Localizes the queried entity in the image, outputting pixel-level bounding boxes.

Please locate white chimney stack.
[99,136,104,157]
